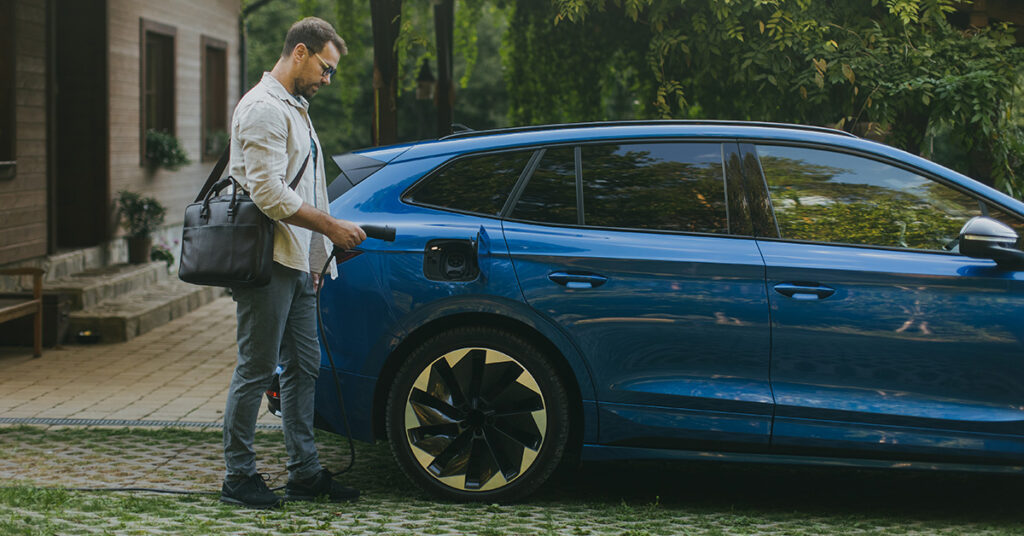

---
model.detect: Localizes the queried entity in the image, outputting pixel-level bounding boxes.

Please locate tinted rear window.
[510,147,578,225]
[404,150,533,216]
[582,143,728,233]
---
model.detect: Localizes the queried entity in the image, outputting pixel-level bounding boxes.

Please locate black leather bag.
[179,146,309,288]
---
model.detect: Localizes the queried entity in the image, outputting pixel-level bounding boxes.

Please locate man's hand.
[282,204,367,251]
[311,271,323,290]
[325,218,366,252]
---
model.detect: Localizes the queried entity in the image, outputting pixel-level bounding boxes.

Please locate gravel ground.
[2,425,1024,535]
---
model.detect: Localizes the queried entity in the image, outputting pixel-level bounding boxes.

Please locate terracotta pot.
[127,235,152,264]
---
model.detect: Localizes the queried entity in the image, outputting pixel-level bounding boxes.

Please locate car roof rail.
[438,119,858,140]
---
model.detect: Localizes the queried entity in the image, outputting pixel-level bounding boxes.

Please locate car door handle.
[549,272,608,289]
[774,282,835,300]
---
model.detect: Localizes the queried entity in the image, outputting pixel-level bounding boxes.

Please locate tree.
[505,0,1024,197]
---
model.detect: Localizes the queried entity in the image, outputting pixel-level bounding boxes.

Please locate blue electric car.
[269,121,1024,502]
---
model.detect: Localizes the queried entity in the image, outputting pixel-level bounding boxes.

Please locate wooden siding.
[0,0,48,264]
[107,0,240,231]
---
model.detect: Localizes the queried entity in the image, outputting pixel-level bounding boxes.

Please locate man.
[220,17,366,509]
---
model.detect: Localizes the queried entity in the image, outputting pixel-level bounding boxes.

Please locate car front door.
[746,143,1024,463]
[503,141,774,451]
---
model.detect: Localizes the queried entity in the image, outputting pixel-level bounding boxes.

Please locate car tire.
[385,327,570,502]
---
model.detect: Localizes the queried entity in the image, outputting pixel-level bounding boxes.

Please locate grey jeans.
[224,262,323,481]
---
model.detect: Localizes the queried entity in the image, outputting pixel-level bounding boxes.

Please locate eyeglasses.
[314,52,337,79]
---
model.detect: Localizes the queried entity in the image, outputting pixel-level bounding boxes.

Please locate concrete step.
[47,262,169,311]
[68,280,226,343]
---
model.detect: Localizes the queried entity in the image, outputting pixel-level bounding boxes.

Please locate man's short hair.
[281,17,348,58]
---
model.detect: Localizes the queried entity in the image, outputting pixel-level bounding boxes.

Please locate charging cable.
[316,224,396,476]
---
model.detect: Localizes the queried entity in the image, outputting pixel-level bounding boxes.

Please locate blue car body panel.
[307,122,1024,470]
[761,240,1024,461]
[503,221,773,448]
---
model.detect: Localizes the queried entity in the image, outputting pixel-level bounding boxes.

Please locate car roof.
[439,120,858,141]
[392,121,874,165]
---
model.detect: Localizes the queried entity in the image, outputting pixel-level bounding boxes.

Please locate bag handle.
[194,143,312,203]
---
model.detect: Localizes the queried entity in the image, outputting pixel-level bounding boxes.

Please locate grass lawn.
[1,426,1023,535]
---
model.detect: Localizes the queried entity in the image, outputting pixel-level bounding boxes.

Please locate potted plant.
[145,129,191,170]
[115,190,166,264]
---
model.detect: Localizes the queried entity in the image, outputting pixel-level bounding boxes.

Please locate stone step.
[0,244,122,294]
[40,245,120,282]
[68,280,225,343]
[47,262,169,311]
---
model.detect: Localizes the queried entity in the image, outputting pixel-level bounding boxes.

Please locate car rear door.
[503,141,774,451]
[744,142,1024,463]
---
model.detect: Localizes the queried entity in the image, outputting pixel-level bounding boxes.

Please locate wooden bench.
[0,267,44,357]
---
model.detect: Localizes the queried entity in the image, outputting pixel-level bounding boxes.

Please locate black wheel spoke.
[433,358,468,409]
[490,383,544,415]
[429,429,473,477]
[493,416,543,451]
[482,426,522,481]
[482,362,525,405]
[408,422,460,443]
[492,408,541,418]
[409,389,465,422]
[464,437,497,490]
[466,349,486,402]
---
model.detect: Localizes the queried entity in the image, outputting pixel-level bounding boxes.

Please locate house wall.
[0,0,48,265]
[107,0,241,234]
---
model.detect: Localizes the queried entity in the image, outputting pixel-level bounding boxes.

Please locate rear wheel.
[385,327,570,502]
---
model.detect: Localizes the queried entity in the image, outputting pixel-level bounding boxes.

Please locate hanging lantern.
[416,58,436,101]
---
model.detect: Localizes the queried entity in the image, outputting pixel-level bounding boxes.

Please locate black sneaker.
[284,469,359,502]
[221,473,282,509]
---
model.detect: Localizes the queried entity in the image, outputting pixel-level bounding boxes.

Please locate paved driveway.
[0,297,279,429]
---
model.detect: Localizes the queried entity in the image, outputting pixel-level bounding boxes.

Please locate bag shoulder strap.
[288,151,311,190]
[194,144,312,203]
[194,145,231,203]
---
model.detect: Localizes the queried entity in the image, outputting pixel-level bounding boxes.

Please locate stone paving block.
[1,296,283,432]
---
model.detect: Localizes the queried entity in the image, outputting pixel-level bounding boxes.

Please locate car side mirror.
[958,216,1024,270]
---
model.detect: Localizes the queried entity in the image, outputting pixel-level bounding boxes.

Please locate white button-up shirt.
[229,72,334,276]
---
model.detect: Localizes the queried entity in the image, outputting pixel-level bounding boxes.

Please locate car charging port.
[423,239,479,282]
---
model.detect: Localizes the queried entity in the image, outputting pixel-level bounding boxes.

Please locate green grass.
[2,426,1024,535]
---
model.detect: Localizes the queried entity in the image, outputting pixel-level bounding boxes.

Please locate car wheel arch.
[371,311,587,465]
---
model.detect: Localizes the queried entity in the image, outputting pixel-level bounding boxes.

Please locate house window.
[201,36,228,161]
[140,19,176,163]
[0,0,15,178]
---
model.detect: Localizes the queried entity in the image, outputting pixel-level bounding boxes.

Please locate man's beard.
[293,79,319,100]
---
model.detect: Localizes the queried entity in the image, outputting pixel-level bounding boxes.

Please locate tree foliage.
[242,0,509,174]
[505,0,1024,196]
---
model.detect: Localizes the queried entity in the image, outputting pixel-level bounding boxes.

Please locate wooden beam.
[371,0,401,146]
[434,0,454,138]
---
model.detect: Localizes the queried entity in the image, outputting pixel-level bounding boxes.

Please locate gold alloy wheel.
[403,347,548,492]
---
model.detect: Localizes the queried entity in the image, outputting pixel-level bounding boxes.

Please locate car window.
[581,143,728,233]
[403,150,533,216]
[758,145,985,251]
[510,147,578,225]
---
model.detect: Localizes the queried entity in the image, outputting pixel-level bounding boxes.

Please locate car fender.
[373,293,597,403]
